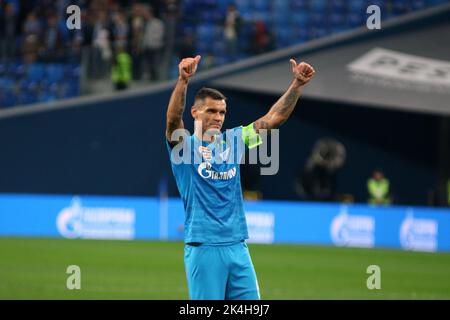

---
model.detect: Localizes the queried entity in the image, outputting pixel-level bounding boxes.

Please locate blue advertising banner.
[1,194,450,252]
[0,194,159,240]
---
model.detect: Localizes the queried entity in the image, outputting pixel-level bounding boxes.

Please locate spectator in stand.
[128,2,145,80]
[142,5,165,82]
[40,13,65,62]
[250,20,274,55]
[23,10,43,39]
[367,169,392,205]
[223,4,241,61]
[160,0,180,80]
[67,8,91,64]
[0,3,18,63]
[21,11,41,65]
[91,10,112,78]
[21,34,39,65]
[177,33,195,61]
[111,43,132,91]
[111,10,129,49]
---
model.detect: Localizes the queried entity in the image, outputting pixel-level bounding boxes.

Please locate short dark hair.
[194,87,227,104]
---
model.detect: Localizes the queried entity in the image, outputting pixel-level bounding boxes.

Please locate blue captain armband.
[242,123,263,149]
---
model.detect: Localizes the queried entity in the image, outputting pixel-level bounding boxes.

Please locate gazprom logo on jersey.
[330,207,375,248]
[197,162,237,180]
[245,212,275,244]
[56,197,136,239]
[400,210,438,252]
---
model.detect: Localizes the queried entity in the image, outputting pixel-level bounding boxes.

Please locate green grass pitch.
[1,237,450,299]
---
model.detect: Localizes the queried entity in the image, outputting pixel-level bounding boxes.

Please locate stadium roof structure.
[211,3,450,116]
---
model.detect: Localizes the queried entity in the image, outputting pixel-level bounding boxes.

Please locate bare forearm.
[259,80,304,129]
[271,79,303,119]
[254,59,314,132]
[166,77,188,136]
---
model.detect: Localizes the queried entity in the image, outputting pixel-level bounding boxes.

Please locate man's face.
[228,5,236,13]
[373,171,384,180]
[192,97,227,137]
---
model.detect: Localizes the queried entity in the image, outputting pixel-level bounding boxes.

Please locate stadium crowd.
[1,0,448,107]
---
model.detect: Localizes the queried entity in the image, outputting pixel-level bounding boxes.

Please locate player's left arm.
[253,59,315,133]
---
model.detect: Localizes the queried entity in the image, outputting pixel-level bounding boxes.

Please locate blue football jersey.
[166,124,261,244]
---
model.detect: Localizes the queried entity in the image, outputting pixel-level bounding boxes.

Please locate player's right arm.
[165,55,201,144]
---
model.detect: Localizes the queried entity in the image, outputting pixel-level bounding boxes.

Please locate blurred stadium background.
[1,0,450,299]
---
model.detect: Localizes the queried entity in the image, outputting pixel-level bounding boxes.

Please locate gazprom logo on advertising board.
[245,212,275,244]
[56,197,136,240]
[330,207,375,248]
[400,210,438,252]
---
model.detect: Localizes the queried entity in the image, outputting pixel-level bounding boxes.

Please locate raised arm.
[165,55,201,142]
[253,59,315,132]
